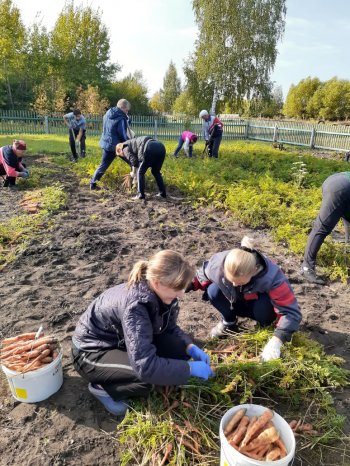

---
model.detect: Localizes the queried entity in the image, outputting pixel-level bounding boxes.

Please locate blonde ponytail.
[224,236,259,279]
[128,250,195,290]
[128,260,148,287]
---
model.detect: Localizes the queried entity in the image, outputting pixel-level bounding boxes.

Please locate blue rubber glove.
[21,170,29,178]
[187,344,210,365]
[188,361,214,380]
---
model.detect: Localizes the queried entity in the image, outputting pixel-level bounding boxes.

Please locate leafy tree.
[50,2,119,98]
[161,61,181,112]
[74,85,109,114]
[0,0,26,109]
[317,78,350,121]
[33,75,68,114]
[149,90,165,114]
[173,90,197,116]
[283,77,321,119]
[106,71,151,115]
[191,0,286,113]
[183,61,214,113]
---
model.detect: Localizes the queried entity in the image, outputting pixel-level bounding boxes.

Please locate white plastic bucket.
[1,351,63,403]
[220,404,295,466]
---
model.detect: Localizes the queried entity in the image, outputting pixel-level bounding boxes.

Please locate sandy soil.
[0,155,349,466]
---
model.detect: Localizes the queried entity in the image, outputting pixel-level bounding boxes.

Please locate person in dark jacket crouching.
[189,236,302,362]
[116,136,166,200]
[72,250,214,416]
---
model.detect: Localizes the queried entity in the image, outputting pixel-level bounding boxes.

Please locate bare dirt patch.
[0,155,349,465]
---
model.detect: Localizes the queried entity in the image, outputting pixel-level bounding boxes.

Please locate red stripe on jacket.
[268,282,295,307]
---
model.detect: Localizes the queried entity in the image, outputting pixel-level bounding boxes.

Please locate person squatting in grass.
[199,110,224,158]
[172,131,198,158]
[116,135,167,200]
[63,109,87,161]
[301,171,350,285]
[90,99,131,190]
[0,139,29,189]
[187,236,302,362]
[71,250,214,417]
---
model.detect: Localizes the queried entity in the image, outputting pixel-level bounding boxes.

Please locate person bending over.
[188,236,301,362]
[72,250,214,416]
[173,131,198,158]
[116,135,167,200]
[0,139,29,189]
[301,171,350,284]
[63,109,87,161]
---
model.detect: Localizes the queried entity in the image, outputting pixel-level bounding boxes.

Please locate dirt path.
[0,156,349,465]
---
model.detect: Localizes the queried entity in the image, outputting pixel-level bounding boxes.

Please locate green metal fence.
[0,110,350,152]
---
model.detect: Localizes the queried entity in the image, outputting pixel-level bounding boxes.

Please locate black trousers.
[208,134,222,158]
[303,172,350,269]
[69,128,86,159]
[71,333,189,401]
[0,165,15,186]
[137,141,166,197]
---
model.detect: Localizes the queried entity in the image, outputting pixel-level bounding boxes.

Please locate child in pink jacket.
[173,131,198,158]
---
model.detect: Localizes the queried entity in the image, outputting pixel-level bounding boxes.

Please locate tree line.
[11,0,348,121]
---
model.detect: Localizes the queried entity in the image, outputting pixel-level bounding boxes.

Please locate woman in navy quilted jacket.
[72,250,214,416]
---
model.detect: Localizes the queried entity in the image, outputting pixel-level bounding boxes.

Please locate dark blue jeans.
[137,141,166,198]
[90,149,116,184]
[208,134,222,158]
[207,283,275,325]
[173,135,193,157]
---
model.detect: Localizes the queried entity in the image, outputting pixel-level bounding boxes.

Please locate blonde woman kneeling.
[72,250,214,416]
[189,236,302,362]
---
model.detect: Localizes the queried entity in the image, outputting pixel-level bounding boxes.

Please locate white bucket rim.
[220,404,296,466]
[1,350,63,380]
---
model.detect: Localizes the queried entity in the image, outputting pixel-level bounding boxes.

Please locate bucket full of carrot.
[219,404,295,466]
[0,332,63,403]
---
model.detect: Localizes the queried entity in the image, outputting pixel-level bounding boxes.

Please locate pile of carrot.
[224,408,288,462]
[0,332,59,373]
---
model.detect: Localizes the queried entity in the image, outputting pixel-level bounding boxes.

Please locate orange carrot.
[289,419,298,430]
[266,446,281,461]
[159,443,173,466]
[240,409,273,447]
[230,415,250,446]
[275,437,287,458]
[224,408,246,436]
[244,426,279,451]
[2,332,37,346]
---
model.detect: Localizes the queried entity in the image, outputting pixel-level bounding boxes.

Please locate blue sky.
[13,0,350,99]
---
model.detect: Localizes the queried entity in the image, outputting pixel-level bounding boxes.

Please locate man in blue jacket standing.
[90,99,131,190]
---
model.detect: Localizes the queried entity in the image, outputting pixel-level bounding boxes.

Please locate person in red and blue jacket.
[173,131,198,158]
[199,110,224,158]
[189,236,301,361]
[0,139,29,189]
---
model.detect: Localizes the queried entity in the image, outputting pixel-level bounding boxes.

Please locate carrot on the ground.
[224,408,246,436]
[240,409,273,447]
[159,443,173,466]
[289,419,298,430]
